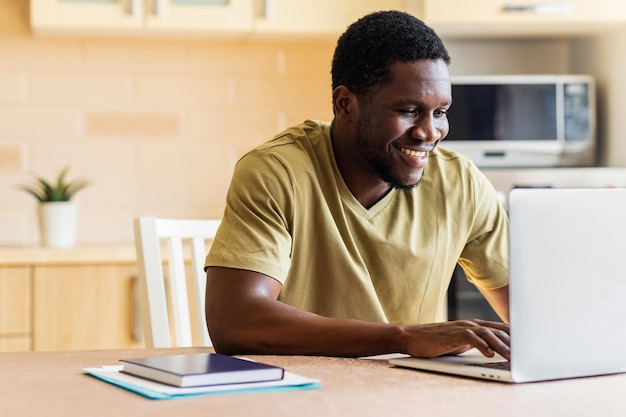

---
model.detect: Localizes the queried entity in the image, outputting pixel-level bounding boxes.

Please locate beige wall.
[0,1,619,246]
[0,0,335,245]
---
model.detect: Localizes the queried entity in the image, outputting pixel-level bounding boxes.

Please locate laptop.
[389,187,626,383]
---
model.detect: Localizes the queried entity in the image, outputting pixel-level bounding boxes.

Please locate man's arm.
[477,285,510,323]
[205,266,510,359]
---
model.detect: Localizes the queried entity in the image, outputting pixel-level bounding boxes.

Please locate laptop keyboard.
[466,361,511,371]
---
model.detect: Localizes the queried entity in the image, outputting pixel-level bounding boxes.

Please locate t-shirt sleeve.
[458,164,509,290]
[204,150,294,283]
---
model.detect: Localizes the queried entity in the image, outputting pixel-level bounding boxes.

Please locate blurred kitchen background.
[2,0,626,246]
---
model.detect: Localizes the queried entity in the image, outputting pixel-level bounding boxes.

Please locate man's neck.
[330,121,392,209]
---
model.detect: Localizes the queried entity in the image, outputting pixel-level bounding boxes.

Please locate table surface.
[2,347,626,417]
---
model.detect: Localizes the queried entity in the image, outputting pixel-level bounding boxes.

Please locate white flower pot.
[38,202,79,248]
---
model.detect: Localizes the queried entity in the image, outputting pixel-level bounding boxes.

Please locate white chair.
[133,216,221,348]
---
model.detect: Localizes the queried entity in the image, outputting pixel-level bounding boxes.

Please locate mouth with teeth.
[397,146,432,170]
[399,148,428,158]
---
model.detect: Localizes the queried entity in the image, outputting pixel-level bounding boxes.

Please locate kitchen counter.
[0,245,137,266]
[483,167,626,193]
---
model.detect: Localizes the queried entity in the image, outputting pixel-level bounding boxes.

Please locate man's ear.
[332,86,357,120]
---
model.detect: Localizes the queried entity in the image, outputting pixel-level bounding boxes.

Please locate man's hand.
[404,319,510,360]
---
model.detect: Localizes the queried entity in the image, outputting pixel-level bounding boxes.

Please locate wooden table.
[2,347,626,417]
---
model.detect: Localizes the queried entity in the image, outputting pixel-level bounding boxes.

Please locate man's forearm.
[207,295,408,357]
[478,285,510,323]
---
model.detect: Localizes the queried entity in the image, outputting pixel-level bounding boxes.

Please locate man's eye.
[399,109,417,114]
[435,109,449,117]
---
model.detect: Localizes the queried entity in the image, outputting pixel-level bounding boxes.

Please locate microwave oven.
[442,75,596,168]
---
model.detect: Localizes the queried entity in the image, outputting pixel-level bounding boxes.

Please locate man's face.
[355,60,451,190]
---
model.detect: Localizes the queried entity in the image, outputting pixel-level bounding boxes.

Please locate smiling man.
[205,11,511,359]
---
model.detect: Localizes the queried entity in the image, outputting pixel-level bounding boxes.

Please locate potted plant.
[19,166,89,248]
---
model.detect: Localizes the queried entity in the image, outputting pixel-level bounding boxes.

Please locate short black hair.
[331,10,450,96]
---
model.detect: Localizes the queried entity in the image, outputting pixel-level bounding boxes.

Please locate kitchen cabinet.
[31,0,409,39]
[32,264,140,351]
[0,245,208,352]
[417,0,626,37]
[30,0,255,37]
[0,267,31,352]
[255,0,407,37]
[0,246,143,352]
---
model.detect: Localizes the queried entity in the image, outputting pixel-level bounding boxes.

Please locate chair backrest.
[133,216,221,348]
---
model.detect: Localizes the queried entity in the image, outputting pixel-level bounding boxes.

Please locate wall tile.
[30,74,133,106]
[0,39,81,72]
[0,143,24,169]
[117,177,186,209]
[83,41,185,74]
[0,175,35,208]
[134,206,222,222]
[135,75,231,106]
[0,208,35,246]
[187,107,280,147]
[284,106,334,127]
[134,142,237,178]
[0,107,79,138]
[233,75,330,107]
[30,141,134,177]
[77,208,136,244]
[84,112,181,139]
[0,73,27,105]
[81,176,162,209]
[185,177,230,219]
[187,105,333,159]
[279,43,335,76]
[186,42,280,75]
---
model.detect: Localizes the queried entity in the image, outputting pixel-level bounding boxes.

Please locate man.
[205,10,510,360]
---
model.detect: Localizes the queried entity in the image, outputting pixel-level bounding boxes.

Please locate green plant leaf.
[18,166,89,202]
[64,180,89,200]
[18,185,45,202]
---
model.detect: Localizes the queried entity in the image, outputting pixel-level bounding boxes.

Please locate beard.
[355,117,423,192]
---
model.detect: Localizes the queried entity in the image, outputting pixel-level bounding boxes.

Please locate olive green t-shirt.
[206,120,509,324]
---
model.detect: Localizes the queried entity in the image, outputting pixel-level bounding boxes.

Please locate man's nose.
[410,116,442,142]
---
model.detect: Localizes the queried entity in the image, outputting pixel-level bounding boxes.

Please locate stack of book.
[83,353,320,399]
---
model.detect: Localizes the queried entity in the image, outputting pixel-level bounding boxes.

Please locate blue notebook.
[119,353,284,387]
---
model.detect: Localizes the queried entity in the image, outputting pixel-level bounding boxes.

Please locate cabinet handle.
[131,275,142,344]
[127,0,140,17]
[153,0,165,17]
[261,0,273,20]
[502,4,572,15]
